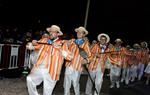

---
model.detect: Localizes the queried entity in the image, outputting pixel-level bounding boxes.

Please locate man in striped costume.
[90,40,97,49]
[138,41,149,81]
[120,45,131,85]
[85,33,110,95]
[63,26,91,95]
[108,38,126,88]
[29,33,50,69]
[26,25,73,95]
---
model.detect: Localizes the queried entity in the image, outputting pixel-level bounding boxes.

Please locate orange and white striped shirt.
[65,39,91,72]
[141,48,149,64]
[108,46,126,66]
[31,38,73,81]
[88,43,109,72]
[133,49,142,64]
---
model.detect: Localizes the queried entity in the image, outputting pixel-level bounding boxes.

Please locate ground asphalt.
[0,68,150,95]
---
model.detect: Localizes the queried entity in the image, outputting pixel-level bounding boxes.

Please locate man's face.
[42,34,50,39]
[92,40,97,45]
[100,36,107,45]
[77,31,85,39]
[115,42,122,46]
[49,31,58,40]
[141,43,147,48]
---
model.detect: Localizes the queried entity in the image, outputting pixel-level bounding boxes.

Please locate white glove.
[61,50,68,58]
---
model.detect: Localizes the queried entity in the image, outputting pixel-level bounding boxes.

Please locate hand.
[53,42,63,48]
[26,42,34,50]
[32,40,38,45]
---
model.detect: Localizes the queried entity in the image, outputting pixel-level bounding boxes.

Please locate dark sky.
[0,0,149,45]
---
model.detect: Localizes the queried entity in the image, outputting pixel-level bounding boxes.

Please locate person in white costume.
[26,25,73,95]
[85,33,110,95]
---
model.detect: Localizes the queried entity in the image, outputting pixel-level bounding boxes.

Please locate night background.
[0,1,150,95]
[0,0,149,46]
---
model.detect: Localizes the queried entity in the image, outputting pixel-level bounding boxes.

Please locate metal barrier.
[9,45,20,69]
[0,44,4,65]
[0,44,26,70]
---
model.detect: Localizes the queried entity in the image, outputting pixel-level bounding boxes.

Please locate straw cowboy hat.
[133,43,140,48]
[97,33,110,43]
[115,38,123,43]
[126,45,131,48]
[141,41,148,47]
[75,26,88,36]
[46,25,63,36]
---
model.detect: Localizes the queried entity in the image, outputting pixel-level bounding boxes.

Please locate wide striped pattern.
[31,38,72,81]
[88,44,108,71]
[108,46,126,65]
[133,50,142,64]
[65,39,91,72]
[141,48,149,64]
[126,51,136,66]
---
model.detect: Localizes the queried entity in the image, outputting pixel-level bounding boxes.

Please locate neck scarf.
[75,39,84,45]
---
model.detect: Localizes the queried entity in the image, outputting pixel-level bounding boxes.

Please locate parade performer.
[85,33,110,95]
[120,45,131,85]
[144,58,150,85]
[108,38,125,88]
[63,26,91,95]
[138,41,149,81]
[26,25,73,95]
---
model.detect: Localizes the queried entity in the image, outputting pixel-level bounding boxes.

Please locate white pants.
[129,64,137,82]
[145,62,150,85]
[137,63,145,80]
[85,69,103,95]
[145,62,150,74]
[63,66,81,95]
[29,51,39,69]
[110,65,121,87]
[121,67,130,84]
[26,68,57,95]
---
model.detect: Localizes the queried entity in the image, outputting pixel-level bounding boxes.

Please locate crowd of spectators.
[0,25,75,45]
[0,25,47,45]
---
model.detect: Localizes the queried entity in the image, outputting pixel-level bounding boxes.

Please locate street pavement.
[0,68,150,95]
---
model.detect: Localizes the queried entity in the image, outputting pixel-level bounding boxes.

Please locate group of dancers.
[26,25,150,95]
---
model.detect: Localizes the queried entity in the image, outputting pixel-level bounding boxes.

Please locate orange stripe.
[88,44,108,71]
[66,39,91,71]
[32,39,72,80]
[49,55,54,79]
